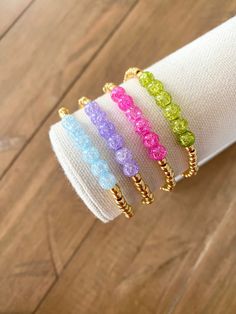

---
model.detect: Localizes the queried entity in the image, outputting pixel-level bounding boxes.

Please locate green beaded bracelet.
[124,67,199,178]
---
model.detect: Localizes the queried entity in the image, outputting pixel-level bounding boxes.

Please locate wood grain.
[0,0,235,313]
[0,0,136,177]
[0,0,33,38]
[34,146,236,314]
[0,0,136,312]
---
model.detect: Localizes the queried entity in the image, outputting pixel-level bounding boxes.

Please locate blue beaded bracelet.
[58,107,134,218]
[78,97,154,205]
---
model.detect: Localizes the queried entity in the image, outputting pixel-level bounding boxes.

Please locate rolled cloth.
[49,17,236,222]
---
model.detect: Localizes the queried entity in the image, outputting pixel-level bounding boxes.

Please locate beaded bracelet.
[124,67,199,178]
[78,97,154,205]
[58,107,134,218]
[102,83,176,192]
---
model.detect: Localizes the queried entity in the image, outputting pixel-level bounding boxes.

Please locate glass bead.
[82,146,100,164]
[149,145,167,160]
[123,160,139,177]
[155,91,172,108]
[134,117,151,136]
[117,95,133,111]
[139,71,154,87]
[61,115,78,131]
[98,120,116,139]
[84,101,100,116]
[178,131,195,147]
[74,134,91,150]
[171,118,188,134]
[70,127,85,138]
[90,111,107,125]
[111,86,125,102]
[125,105,142,123]
[91,160,109,177]
[147,79,163,96]
[163,103,181,121]
[107,133,124,151]
[115,147,133,165]
[99,172,116,190]
[143,132,159,148]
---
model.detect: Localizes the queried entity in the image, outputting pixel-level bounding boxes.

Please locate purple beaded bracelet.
[78,97,154,205]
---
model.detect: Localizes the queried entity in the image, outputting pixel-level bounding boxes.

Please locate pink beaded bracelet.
[103,83,176,192]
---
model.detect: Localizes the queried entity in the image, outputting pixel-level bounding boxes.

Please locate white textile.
[49,17,236,222]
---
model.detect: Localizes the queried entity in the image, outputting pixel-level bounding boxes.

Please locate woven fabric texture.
[49,17,236,222]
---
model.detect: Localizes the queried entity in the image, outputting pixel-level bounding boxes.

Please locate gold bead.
[124,67,142,81]
[157,159,176,192]
[58,107,70,118]
[78,96,90,108]
[183,145,199,178]
[103,82,116,93]
[131,173,154,205]
[110,185,134,218]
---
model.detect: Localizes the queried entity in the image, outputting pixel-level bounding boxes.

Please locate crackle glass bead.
[134,117,151,135]
[111,86,125,102]
[125,105,142,123]
[147,79,163,96]
[123,160,139,177]
[171,118,188,134]
[178,131,195,147]
[107,133,124,151]
[98,120,116,139]
[99,172,116,190]
[70,127,85,139]
[115,147,133,165]
[139,71,154,87]
[117,95,133,111]
[74,134,91,150]
[91,160,110,177]
[155,91,172,108]
[61,115,78,131]
[143,132,159,148]
[84,101,100,116]
[163,103,181,121]
[90,110,107,125]
[82,146,100,164]
[149,145,167,160]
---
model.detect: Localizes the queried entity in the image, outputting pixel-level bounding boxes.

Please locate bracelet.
[102,84,176,192]
[78,97,154,205]
[124,67,199,178]
[58,107,134,218]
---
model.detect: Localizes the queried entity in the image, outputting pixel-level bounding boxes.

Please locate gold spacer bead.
[78,96,90,108]
[160,184,174,192]
[58,107,70,118]
[158,158,167,167]
[183,145,199,178]
[124,67,142,81]
[103,82,116,93]
[131,173,154,205]
[110,184,134,218]
[157,159,176,192]
[124,206,135,218]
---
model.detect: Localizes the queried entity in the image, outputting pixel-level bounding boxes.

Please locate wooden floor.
[0,0,236,313]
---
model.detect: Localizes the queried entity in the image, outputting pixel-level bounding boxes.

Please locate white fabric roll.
[49,17,236,223]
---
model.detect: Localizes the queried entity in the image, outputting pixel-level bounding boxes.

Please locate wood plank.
[31,0,235,312]
[0,0,137,312]
[0,0,33,38]
[34,145,236,314]
[173,199,236,314]
[0,122,96,311]
[0,0,136,177]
